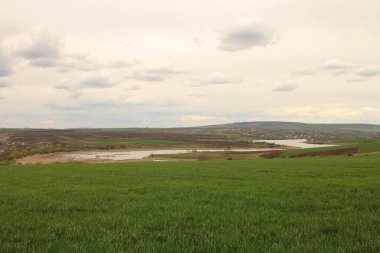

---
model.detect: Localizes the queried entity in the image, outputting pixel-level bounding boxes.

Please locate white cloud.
[125,66,187,82]
[293,68,315,76]
[356,66,380,77]
[2,1,380,127]
[218,18,277,52]
[193,37,205,47]
[0,46,12,77]
[273,80,297,92]
[126,71,165,82]
[80,75,116,88]
[345,79,367,83]
[180,115,230,124]
[54,80,82,98]
[266,105,380,123]
[16,32,78,70]
[39,117,58,127]
[16,32,139,72]
[106,60,140,69]
[17,31,62,62]
[0,79,11,88]
[191,72,240,87]
[124,84,141,91]
[181,115,213,122]
[187,92,206,98]
[322,59,352,70]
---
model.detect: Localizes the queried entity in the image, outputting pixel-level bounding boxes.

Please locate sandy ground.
[16,151,195,165]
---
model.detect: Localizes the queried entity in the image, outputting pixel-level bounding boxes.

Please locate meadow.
[1,156,379,252]
[279,140,380,158]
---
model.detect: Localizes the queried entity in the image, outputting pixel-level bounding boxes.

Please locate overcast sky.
[1,0,380,128]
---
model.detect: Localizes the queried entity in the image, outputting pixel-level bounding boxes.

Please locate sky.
[1,0,380,128]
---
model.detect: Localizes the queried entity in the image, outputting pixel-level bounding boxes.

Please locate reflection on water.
[253,139,336,149]
[63,139,335,161]
[64,148,282,161]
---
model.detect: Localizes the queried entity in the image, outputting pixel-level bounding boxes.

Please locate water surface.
[64,148,281,161]
[253,139,335,149]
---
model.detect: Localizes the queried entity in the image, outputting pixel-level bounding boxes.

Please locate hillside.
[204,121,380,132]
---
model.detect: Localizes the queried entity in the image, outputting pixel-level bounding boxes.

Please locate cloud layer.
[126,67,187,82]
[1,1,380,127]
[0,79,10,88]
[0,46,12,76]
[17,32,62,61]
[218,18,277,52]
[322,59,352,70]
[80,75,116,88]
[191,72,240,87]
[356,66,380,77]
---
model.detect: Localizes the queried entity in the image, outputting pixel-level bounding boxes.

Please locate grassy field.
[279,140,380,158]
[1,157,379,252]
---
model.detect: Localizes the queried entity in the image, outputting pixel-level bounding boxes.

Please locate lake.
[253,139,336,149]
[64,148,282,161]
[62,139,334,162]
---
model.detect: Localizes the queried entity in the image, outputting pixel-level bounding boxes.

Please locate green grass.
[279,145,355,158]
[1,157,379,252]
[280,140,380,158]
[357,140,380,153]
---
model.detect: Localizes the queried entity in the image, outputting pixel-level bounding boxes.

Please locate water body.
[253,139,336,149]
[64,148,282,161]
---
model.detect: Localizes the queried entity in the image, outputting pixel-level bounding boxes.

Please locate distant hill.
[203,121,380,133]
[2,121,380,134]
